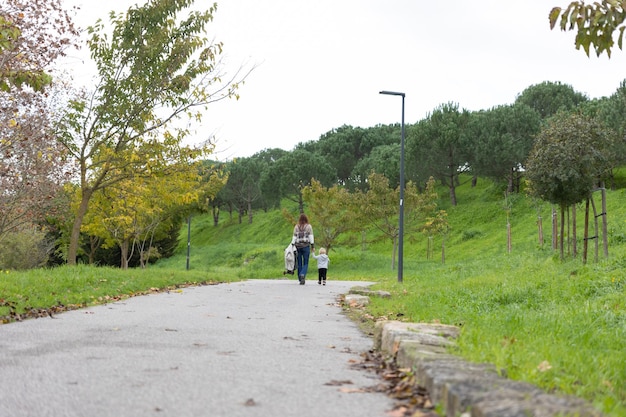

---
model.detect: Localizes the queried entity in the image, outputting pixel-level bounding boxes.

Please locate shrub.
[0,227,52,270]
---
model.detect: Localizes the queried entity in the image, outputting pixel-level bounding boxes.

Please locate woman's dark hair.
[298,213,309,225]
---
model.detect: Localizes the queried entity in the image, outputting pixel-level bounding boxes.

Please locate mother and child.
[291,213,330,285]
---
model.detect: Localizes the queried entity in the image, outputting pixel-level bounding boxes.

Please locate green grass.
[0,265,238,320]
[3,176,626,414]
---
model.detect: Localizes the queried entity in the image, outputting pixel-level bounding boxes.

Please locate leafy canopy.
[550,1,626,57]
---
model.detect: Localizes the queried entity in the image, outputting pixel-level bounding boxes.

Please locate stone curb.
[342,287,603,417]
[372,320,603,417]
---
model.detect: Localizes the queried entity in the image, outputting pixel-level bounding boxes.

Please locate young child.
[312,247,330,285]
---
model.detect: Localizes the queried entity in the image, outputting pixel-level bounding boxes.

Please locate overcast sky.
[59,0,626,160]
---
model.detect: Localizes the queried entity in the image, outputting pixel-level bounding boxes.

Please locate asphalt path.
[0,279,395,417]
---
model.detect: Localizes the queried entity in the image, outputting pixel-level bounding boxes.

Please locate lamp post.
[379,90,405,283]
[186,215,191,270]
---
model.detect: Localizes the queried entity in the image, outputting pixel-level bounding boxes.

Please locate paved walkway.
[0,279,395,417]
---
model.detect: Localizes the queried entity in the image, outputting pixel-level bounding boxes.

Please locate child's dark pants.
[318,268,327,283]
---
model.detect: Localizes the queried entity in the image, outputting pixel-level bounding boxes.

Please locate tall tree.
[221,157,264,224]
[57,1,247,264]
[351,144,400,190]
[514,81,588,120]
[249,148,288,210]
[406,102,471,206]
[467,104,541,192]
[261,149,336,213]
[315,125,367,186]
[0,0,79,242]
[591,81,626,168]
[0,0,78,91]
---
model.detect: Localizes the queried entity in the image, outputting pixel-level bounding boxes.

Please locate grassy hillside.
[156,174,626,415]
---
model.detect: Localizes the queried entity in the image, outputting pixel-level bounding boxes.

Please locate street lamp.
[379,90,405,283]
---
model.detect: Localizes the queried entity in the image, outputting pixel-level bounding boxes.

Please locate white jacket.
[312,253,329,269]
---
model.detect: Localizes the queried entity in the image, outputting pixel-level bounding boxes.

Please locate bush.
[0,227,52,270]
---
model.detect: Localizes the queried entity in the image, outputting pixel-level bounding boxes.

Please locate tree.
[525,112,612,259]
[0,0,79,244]
[406,103,471,206]
[467,104,541,192]
[514,81,588,120]
[421,209,449,263]
[356,173,439,270]
[197,160,228,226]
[301,179,357,251]
[57,1,247,265]
[315,125,367,186]
[550,1,626,57]
[250,148,288,210]
[261,149,336,213]
[0,89,71,242]
[1,1,78,91]
[588,81,626,170]
[82,157,215,269]
[352,144,401,190]
[221,157,264,224]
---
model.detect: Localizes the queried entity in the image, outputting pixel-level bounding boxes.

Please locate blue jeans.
[296,245,310,278]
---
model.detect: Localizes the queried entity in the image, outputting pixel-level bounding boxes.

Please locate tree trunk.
[507,220,511,253]
[537,214,544,248]
[449,182,457,206]
[441,236,446,264]
[247,200,253,224]
[391,236,397,270]
[552,207,558,250]
[88,235,100,265]
[120,239,129,269]
[67,188,93,265]
[601,184,608,258]
[591,196,600,262]
[212,205,219,227]
[566,206,570,256]
[560,205,565,260]
[583,198,589,265]
[572,204,577,257]
[298,193,305,214]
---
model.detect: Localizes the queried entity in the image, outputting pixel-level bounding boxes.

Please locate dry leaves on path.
[349,350,439,417]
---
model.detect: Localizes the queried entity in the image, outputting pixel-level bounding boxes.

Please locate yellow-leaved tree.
[80,151,226,269]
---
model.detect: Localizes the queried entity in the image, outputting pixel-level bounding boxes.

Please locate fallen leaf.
[338,387,366,393]
[324,379,353,386]
[537,360,552,372]
[386,406,408,417]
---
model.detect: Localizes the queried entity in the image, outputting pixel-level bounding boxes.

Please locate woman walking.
[291,213,314,285]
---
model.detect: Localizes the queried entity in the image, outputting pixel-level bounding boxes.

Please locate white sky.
[58,0,626,160]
